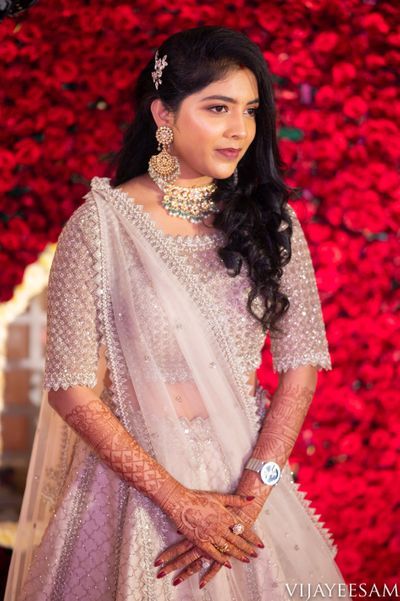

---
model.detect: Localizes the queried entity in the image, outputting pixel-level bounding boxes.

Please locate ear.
[150,99,174,129]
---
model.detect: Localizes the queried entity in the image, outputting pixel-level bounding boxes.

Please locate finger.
[212,493,255,506]
[199,562,223,589]
[212,535,252,564]
[229,508,265,549]
[203,541,234,566]
[154,539,193,567]
[157,547,203,579]
[241,525,265,550]
[172,557,204,586]
[224,530,258,558]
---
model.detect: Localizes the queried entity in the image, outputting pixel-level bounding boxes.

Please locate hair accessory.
[151,49,168,90]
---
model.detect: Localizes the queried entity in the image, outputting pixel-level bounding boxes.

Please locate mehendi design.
[236,380,315,507]
[63,397,253,563]
[253,381,314,466]
[64,398,174,500]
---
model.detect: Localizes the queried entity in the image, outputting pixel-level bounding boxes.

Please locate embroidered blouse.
[43,176,332,392]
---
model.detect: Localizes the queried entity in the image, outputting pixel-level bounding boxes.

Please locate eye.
[208,105,228,113]
[207,105,259,117]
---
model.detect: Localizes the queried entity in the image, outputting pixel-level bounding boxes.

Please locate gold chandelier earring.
[148,125,180,191]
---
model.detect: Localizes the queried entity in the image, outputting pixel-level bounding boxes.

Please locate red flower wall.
[1,0,399,587]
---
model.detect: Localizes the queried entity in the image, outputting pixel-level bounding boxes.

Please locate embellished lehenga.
[5,176,349,600]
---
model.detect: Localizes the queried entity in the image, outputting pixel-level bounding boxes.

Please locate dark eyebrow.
[201,95,260,105]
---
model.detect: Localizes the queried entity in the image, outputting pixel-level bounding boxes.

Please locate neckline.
[99,177,224,243]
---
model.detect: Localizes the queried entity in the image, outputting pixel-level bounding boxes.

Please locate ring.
[200,557,212,569]
[231,522,244,535]
[213,542,229,553]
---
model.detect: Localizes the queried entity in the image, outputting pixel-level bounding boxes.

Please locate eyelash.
[208,105,259,117]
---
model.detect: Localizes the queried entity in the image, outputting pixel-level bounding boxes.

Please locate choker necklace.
[148,172,219,223]
[161,181,219,224]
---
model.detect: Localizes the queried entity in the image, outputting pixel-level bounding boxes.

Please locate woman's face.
[151,67,259,185]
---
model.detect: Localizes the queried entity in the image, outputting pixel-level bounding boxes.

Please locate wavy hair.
[110,25,301,334]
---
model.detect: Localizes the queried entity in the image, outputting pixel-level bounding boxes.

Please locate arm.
[48,386,184,509]
[235,365,317,505]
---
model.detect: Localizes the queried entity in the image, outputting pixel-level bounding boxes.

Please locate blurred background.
[0,0,399,597]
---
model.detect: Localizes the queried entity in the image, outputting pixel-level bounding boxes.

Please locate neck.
[172,175,214,188]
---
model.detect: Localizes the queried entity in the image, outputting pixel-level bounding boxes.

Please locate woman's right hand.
[157,480,264,565]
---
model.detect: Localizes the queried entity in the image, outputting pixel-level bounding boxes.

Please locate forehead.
[191,67,259,102]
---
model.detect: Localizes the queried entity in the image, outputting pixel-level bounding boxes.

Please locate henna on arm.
[57,393,181,507]
[236,368,317,506]
[52,391,259,564]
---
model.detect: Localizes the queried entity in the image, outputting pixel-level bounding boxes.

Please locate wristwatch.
[244,458,282,486]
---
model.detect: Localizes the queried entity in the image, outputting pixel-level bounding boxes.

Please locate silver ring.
[231,523,244,535]
[200,557,212,569]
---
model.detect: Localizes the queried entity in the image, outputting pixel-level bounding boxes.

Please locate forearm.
[48,387,182,510]
[236,366,318,503]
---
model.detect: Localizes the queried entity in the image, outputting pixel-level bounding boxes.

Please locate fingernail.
[246,495,255,501]
[241,556,250,563]
[224,561,232,569]
[199,581,206,589]
[157,571,166,578]
[173,578,183,586]
[257,542,265,549]
[250,551,258,558]
[176,529,183,534]
[154,559,163,567]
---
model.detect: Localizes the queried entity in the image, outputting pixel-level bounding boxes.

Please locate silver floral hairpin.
[151,50,168,90]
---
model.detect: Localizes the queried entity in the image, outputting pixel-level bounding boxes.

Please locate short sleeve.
[43,202,102,391]
[270,204,332,373]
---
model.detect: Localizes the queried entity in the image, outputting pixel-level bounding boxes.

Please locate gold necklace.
[160,181,219,224]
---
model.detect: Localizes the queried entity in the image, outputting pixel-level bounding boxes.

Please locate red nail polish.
[250,551,258,558]
[157,571,166,578]
[199,581,206,589]
[173,578,183,586]
[154,559,163,567]
[241,556,250,563]
[246,495,255,501]
[257,542,265,549]
[224,561,232,569]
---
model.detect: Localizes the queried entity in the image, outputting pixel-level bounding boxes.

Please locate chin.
[210,168,236,181]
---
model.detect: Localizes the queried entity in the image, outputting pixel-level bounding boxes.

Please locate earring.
[148,125,180,191]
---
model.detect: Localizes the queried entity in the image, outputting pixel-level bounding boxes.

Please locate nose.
[224,110,249,140]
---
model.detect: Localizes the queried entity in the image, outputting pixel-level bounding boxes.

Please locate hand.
[158,481,264,566]
[154,497,266,588]
[154,473,269,589]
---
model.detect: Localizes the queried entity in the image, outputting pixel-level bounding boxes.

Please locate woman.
[5,25,349,601]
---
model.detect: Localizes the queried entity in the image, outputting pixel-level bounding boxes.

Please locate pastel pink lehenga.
[5,176,349,601]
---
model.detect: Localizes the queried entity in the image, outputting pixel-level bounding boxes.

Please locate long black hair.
[110,25,301,334]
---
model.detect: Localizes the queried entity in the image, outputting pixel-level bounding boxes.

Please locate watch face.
[260,461,281,485]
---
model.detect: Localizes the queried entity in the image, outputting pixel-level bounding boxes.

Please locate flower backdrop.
[0,0,399,588]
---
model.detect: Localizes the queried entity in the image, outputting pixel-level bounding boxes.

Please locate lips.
[216,148,241,159]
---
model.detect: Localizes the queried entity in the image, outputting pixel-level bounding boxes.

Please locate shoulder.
[284,202,308,247]
[56,180,102,254]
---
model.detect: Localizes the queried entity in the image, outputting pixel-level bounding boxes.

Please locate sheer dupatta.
[95,185,262,487]
[4,185,262,599]
[5,181,347,600]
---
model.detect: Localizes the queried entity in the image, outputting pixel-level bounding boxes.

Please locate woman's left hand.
[154,497,265,589]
